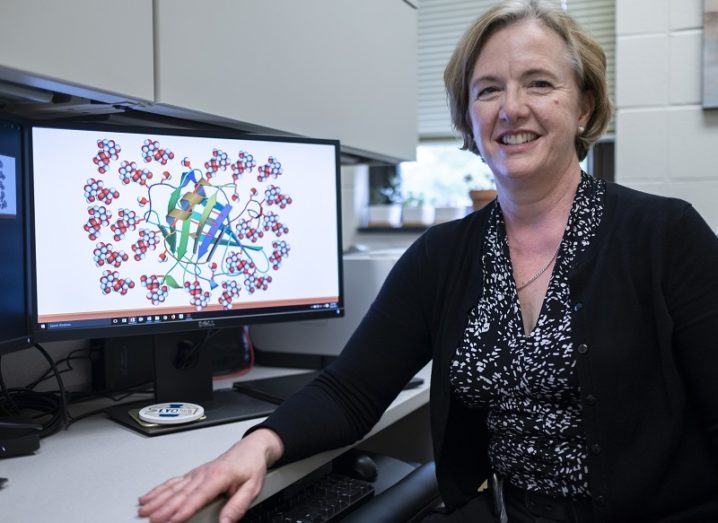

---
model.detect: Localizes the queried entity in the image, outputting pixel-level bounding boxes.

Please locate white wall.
[616,0,718,229]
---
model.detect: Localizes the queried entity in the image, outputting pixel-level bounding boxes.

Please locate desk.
[2,364,431,522]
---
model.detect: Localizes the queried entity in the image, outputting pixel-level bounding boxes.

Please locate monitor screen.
[29,124,343,340]
[0,118,29,353]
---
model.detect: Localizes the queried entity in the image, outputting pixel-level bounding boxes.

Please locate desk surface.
[2,364,431,523]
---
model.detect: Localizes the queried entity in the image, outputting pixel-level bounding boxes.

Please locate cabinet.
[0,0,154,103]
[0,1,416,161]
[154,0,417,162]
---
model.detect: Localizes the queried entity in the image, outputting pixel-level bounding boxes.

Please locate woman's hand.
[137,428,284,523]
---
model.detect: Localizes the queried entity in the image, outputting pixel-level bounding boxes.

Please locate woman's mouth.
[498,132,540,145]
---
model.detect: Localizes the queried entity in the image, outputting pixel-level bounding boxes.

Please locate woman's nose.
[498,88,529,122]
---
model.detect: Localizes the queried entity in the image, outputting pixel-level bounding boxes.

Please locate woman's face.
[468,19,592,185]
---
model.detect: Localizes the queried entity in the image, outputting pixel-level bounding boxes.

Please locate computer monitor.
[0,117,29,355]
[25,122,344,427]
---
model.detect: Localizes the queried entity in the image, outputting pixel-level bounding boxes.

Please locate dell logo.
[198,320,216,329]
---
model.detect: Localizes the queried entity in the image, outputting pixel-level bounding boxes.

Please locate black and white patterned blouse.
[449,172,606,499]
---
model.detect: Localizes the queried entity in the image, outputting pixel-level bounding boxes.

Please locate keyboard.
[243,470,375,522]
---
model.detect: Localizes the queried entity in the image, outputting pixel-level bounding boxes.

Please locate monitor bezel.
[27,121,344,343]
[0,114,31,355]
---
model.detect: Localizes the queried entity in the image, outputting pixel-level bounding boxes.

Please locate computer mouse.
[349,453,378,482]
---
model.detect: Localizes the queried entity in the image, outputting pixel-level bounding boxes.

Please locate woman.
[138,1,718,521]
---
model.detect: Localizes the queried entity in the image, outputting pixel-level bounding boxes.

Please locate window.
[398,141,493,207]
[395,141,591,209]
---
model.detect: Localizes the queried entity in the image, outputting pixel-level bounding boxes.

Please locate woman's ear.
[579,90,595,128]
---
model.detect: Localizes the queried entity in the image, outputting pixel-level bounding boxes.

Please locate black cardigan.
[253,182,718,522]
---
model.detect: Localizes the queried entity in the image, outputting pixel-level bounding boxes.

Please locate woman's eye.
[477,86,498,99]
[529,80,553,90]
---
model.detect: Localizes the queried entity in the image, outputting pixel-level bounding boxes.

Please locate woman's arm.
[667,204,718,449]
[247,235,435,463]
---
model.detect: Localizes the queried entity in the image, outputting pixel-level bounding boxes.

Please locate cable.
[176,329,218,370]
[0,357,7,399]
[235,325,255,377]
[1,346,65,437]
[0,349,66,438]
[32,343,69,429]
[1,345,157,437]
[3,387,63,438]
[0,355,20,415]
[65,382,154,405]
[26,347,90,390]
[211,326,255,380]
[4,330,256,434]
[28,356,90,391]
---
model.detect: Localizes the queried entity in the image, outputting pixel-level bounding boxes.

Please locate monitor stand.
[233,370,321,404]
[105,331,277,436]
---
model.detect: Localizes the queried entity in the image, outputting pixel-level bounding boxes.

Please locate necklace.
[508,240,562,292]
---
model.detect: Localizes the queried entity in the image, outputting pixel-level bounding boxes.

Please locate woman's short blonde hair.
[444,0,612,161]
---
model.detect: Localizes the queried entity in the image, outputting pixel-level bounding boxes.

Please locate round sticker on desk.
[138,402,205,425]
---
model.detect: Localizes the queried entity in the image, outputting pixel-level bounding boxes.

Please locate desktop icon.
[171,314,176,320]
[155,316,160,321]
[121,318,127,324]
[163,315,168,320]
[178,314,184,319]
[112,318,118,324]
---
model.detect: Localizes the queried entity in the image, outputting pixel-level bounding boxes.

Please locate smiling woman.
[432,1,718,521]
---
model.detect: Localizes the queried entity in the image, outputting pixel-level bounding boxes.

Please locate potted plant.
[464,171,497,210]
[367,175,403,227]
[402,192,435,227]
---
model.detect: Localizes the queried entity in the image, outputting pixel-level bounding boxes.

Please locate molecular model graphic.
[93,139,120,174]
[142,139,174,165]
[84,205,112,241]
[82,137,293,311]
[93,242,129,268]
[141,275,169,305]
[84,178,120,205]
[100,270,135,295]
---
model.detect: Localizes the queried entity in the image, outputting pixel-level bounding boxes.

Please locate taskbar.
[36,301,340,333]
